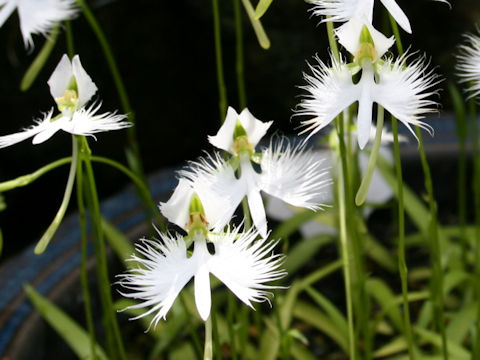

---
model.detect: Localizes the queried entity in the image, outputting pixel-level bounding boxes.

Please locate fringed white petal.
[335,17,394,58]
[0,1,18,32]
[118,227,286,328]
[456,30,480,100]
[17,0,78,49]
[208,107,272,153]
[208,226,286,308]
[297,54,360,138]
[259,137,331,210]
[117,233,196,329]
[62,103,131,136]
[374,53,440,141]
[0,109,56,148]
[71,55,98,107]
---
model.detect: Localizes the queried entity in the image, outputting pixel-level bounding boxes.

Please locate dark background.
[0,0,478,258]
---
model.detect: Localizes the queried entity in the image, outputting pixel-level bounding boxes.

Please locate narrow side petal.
[208,106,239,153]
[72,55,98,107]
[48,54,73,100]
[159,178,194,230]
[238,108,272,148]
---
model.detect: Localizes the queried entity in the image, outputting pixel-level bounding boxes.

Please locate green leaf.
[446,302,477,345]
[290,342,317,360]
[366,278,403,332]
[272,209,327,240]
[24,284,109,360]
[415,327,470,360]
[283,234,334,275]
[293,300,349,352]
[304,286,348,340]
[241,0,271,49]
[21,27,59,91]
[254,0,274,19]
[373,336,407,358]
[102,217,135,268]
[363,234,396,272]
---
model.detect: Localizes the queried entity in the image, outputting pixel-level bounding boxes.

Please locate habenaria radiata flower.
[307,0,412,34]
[0,0,78,49]
[456,28,480,101]
[297,52,439,149]
[118,225,286,326]
[206,107,330,238]
[0,54,130,148]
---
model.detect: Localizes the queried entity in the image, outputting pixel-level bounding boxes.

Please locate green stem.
[0,158,71,192]
[75,137,97,359]
[91,156,165,231]
[204,316,213,360]
[233,0,247,108]
[34,138,77,254]
[212,0,228,121]
[355,106,384,206]
[20,25,59,91]
[392,115,416,359]
[80,137,127,360]
[336,151,356,360]
[227,293,238,360]
[326,20,340,62]
[65,21,75,59]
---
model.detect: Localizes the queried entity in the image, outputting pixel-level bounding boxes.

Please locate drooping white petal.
[48,54,74,100]
[238,154,269,238]
[208,107,272,153]
[117,234,196,328]
[259,137,331,209]
[71,55,98,107]
[61,103,131,136]
[17,0,78,49]
[356,64,375,149]
[193,237,213,321]
[208,227,286,308]
[374,54,439,141]
[378,0,411,33]
[335,17,394,58]
[297,54,360,138]
[456,30,480,100]
[0,109,56,148]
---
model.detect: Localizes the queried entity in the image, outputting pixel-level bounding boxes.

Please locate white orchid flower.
[456,29,480,100]
[297,52,439,149]
[0,0,78,49]
[308,0,411,34]
[0,54,130,148]
[118,226,286,326]
[159,157,239,232]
